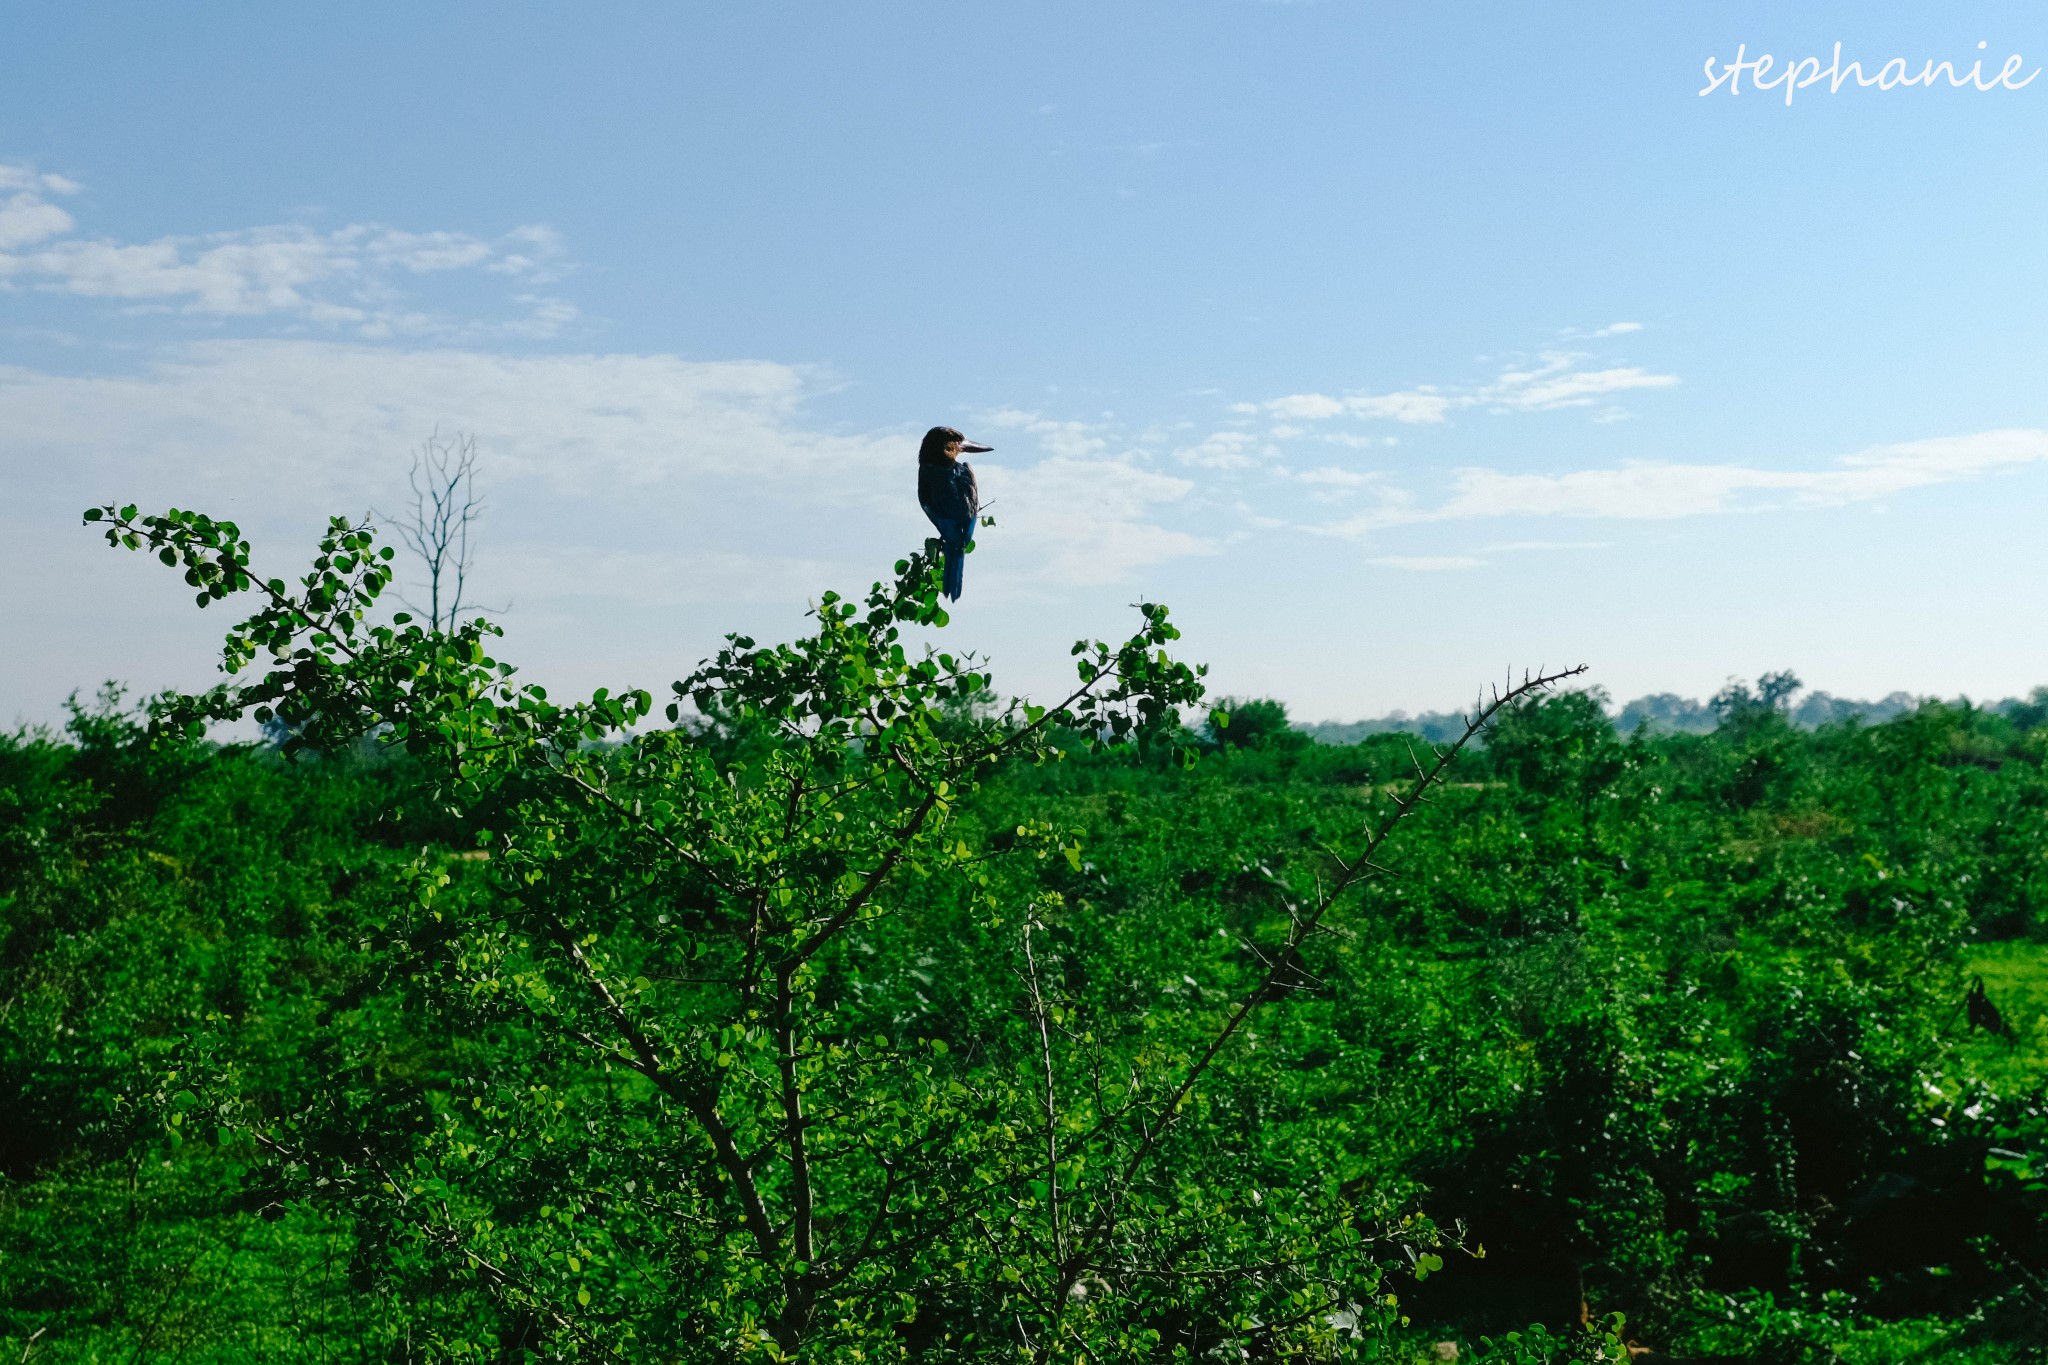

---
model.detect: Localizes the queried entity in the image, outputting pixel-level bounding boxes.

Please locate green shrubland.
[2,508,2045,1361]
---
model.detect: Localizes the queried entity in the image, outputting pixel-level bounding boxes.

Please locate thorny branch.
[1041,664,1588,1326]
[1023,920,1065,1264]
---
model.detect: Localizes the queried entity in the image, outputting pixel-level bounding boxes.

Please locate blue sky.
[7,2,2048,725]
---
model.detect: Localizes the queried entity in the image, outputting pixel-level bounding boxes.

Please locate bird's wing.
[964,463,980,520]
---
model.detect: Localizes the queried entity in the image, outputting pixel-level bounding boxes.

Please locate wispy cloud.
[1252,349,1677,428]
[1279,464,1387,503]
[976,409,1215,582]
[1261,387,1453,424]
[1439,429,2048,520]
[1478,352,1677,413]
[1,340,1211,596]
[0,161,575,338]
[1174,429,1267,468]
[490,544,842,610]
[1370,555,1483,572]
[0,340,887,496]
[981,456,1212,585]
[1289,466,1382,488]
[0,165,82,195]
[0,164,80,249]
[1315,428,2048,537]
[981,408,1109,460]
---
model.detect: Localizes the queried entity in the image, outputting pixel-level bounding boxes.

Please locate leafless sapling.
[380,429,492,633]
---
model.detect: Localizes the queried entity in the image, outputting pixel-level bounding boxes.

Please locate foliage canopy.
[3,505,2044,1362]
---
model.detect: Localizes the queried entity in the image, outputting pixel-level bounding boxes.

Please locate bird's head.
[920,425,993,464]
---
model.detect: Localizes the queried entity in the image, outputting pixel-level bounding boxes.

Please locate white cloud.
[0,163,81,250]
[0,161,572,338]
[489,225,568,277]
[1174,430,1265,468]
[1305,484,1421,538]
[1250,351,1674,427]
[981,407,1109,460]
[1346,390,1455,423]
[1284,464,1385,503]
[0,340,1211,601]
[1832,427,2048,491]
[1291,466,1380,487]
[0,196,75,250]
[1438,463,1769,520]
[1263,388,1451,424]
[1437,429,2048,521]
[1480,352,1678,412]
[0,164,80,195]
[1591,321,1642,337]
[980,456,1211,585]
[1475,539,1611,552]
[489,543,841,610]
[972,409,1215,581]
[1265,392,1348,421]
[0,340,895,498]
[1313,428,2048,538]
[1371,555,1484,571]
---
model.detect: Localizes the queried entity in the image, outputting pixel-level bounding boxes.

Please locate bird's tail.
[942,536,966,601]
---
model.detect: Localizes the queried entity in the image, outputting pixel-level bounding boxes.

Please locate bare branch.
[1023,921,1065,1263]
[1048,663,1588,1307]
[376,429,496,632]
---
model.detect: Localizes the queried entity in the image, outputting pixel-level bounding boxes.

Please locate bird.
[917,425,991,601]
[1966,975,2012,1039]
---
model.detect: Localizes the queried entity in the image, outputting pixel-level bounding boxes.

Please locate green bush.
[4,512,2046,1361]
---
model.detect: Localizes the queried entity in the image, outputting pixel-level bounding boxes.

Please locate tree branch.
[1047,664,1587,1307]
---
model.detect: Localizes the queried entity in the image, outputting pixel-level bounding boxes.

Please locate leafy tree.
[1205,697,1306,751]
[1485,690,1623,810]
[1711,670,1802,724]
[70,501,2048,1360]
[81,503,1574,1360]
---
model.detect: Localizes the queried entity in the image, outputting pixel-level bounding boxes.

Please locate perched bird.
[917,425,991,601]
[1966,975,2012,1039]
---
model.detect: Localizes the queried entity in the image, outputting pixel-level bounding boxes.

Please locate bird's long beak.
[960,440,994,453]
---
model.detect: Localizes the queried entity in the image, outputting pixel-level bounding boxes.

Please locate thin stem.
[1023,921,1064,1263]
[774,962,817,1345]
[1047,664,1587,1308]
[553,925,782,1263]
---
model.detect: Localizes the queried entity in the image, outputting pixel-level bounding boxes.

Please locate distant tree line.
[1296,676,2048,745]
